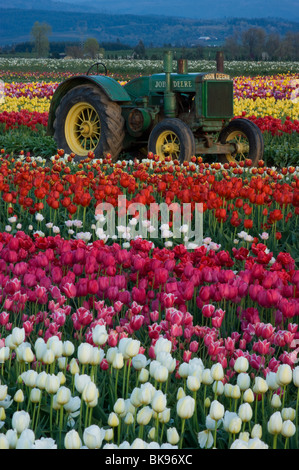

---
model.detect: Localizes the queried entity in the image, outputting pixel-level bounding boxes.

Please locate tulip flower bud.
[251,423,262,439]
[271,393,282,408]
[197,430,213,449]
[276,364,292,386]
[187,375,201,392]
[11,327,25,347]
[237,373,251,391]
[16,429,35,449]
[30,388,41,404]
[176,387,186,400]
[112,352,124,370]
[281,420,296,438]
[69,358,80,375]
[77,343,93,365]
[83,425,105,449]
[224,383,233,398]
[211,363,224,381]
[202,369,213,385]
[56,386,71,406]
[154,365,169,383]
[6,429,18,449]
[125,339,140,358]
[64,396,81,414]
[36,371,48,390]
[154,338,172,355]
[231,384,241,400]
[48,338,63,358]
[229,416,242,434]
[90,347,104,366]
[52,395,62,411]
[0,385,8,401]
[105,428,114,441]
[106,347,118,364]
[132,354,147,371]
[293,366,299,387]
[138,368,149,383]
[167,427,180,445]
[82,382,98,404]
[281,407,295,421]
[243,388,255,403]
[12,411,30,435]
[204,397,211,409]
[57,371,66,385]
[239,432,250,442]
[178,362,189,379]
[0,346,10,363]
[14,389,24,404]
[267,411,283,435]
[0,434,9,449]
[43,349,55,365]
[108,412,119,427]
[209,400,224,421]
[130,387,142,407]
[266,371,279,391]
[63,340,75,357]
[151,390,167,414]
[45,374,60,394]
[58,357,67,370]
[124,412,134,425]
[137,406,153,426]
[234,356,249,373]
[158,408,170,425]
[92,324,108,346]
[147,427,156,440]
[253,377,268,395]
[64,430,82,449]
[177,395,195,419]
[212,380,224,396]
[238,403,253,422]
[22,346,35,363]
[114,398,126,415]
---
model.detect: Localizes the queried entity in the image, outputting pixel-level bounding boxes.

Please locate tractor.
[47,51,264,165]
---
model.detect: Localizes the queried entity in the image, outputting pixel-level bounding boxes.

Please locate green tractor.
[47,51,264,165]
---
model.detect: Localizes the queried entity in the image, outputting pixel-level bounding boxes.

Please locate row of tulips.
[0,151,298,255]
[1,110,298,137]
[0,324,298,449]
[2,74,298,100]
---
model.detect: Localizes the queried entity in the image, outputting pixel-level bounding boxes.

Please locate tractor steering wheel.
[86,62,107,76]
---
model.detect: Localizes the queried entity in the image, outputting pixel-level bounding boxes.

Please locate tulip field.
[0,57,298,451]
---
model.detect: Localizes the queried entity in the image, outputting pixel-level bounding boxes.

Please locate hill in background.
[0,7,298,47]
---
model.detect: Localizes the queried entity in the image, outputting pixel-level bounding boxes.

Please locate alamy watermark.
[95,195,203,249]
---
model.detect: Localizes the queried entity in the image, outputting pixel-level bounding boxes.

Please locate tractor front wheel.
[218,118,264,166]
[53,84,125,161]
[148,118,195,163]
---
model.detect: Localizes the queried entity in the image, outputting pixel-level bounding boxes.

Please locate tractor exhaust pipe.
[163,51,176,118]
[216,51,224,73]
[177,58,188,74]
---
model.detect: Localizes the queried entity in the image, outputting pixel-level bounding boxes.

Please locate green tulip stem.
[179,418,186,449]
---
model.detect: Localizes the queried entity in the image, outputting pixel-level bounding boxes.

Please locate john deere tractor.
[47,51,264,164]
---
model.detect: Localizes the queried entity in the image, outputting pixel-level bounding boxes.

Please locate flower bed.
[0,153,298,449]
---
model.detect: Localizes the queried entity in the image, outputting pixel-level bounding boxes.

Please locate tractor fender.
[47,75,131,136]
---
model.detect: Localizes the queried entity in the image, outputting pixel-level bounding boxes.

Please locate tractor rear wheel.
[148,118,196,163]
[53,84,125,161]
[218,118,264,166]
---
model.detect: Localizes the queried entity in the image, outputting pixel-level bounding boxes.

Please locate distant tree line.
[224,28,299,61]
[1,23,299,62]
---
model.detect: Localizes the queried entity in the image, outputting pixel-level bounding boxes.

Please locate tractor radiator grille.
[206,82,233,117]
